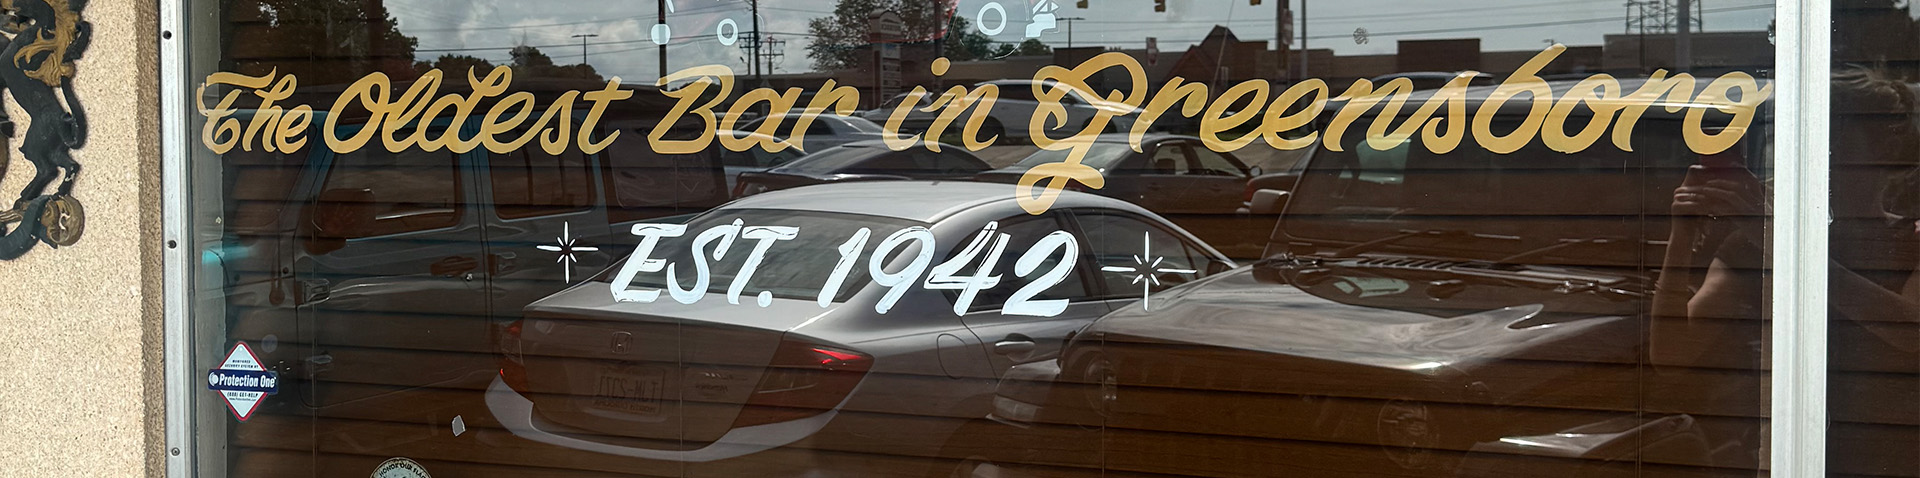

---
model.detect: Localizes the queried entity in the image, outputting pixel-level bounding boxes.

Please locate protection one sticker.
[205,342,277,421]
[371,457,432,478]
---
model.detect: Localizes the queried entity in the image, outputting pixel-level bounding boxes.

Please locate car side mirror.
[1249,189,1290,216]
[1206,259,1232,275]
[303,188,376,255]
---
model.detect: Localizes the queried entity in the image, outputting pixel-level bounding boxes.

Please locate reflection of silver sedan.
[488,181,1231,475]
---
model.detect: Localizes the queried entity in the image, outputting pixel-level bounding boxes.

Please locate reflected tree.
[805,0,995,69]
[228,0,421,84]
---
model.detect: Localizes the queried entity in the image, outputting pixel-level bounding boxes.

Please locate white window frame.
[1771,0,1830,475]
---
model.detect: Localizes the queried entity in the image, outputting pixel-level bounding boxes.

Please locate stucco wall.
[0,0,162,475]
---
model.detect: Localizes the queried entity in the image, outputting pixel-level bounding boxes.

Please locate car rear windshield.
[839,116,885,133]
[776,145,882,174]
[596,209,926,303]
[1011,143,1134,170]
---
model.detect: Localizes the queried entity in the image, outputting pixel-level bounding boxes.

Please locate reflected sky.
[386,0,1782,82]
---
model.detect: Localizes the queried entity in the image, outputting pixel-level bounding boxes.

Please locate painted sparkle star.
[536,222,600,282]
[1099,232,1197,311]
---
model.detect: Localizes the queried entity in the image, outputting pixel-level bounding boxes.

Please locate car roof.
[1091,132,1192,144]
[720,180,1150,223]
[808,139,976,154]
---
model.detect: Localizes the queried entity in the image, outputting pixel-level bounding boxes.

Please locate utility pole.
[572,33,599,64]
[1276,3,1291,82]
[1297,0,1308,78]
[657,0,667,78]
[751,0,763,86]
[1059,17,1085,49]
[1675,0,1692,70]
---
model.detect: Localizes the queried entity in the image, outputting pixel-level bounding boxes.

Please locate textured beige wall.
[0,0,162,475]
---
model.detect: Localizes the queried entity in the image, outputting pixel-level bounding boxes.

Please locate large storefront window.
[168,0,1840,475]
[1828,2,1920,476]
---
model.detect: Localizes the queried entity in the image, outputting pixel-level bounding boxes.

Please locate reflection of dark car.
[716,130,808,192]
[488,181,1231,477]
[733,140,992,197]
[968,79,1773,477]
[209,83,735,474]
[975,133,1265,260]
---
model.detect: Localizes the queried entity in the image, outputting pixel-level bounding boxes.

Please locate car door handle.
[993,338,1037,356]
[430,256,479,277]
[489,252,517,275]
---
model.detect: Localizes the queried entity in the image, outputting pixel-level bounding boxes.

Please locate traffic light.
[1077,0,1087,7]
[1153,0,1164,12]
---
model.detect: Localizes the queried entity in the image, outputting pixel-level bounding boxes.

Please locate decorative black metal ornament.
[0,0,88,260]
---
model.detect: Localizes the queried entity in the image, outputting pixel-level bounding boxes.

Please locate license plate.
[591,366,665,415]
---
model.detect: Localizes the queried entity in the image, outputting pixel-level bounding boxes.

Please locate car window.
[602,127,726,222]
[489,139,593,219]
[852,152,917,174]
[910,150,989,174]
[317,139,462,238]
[1013,143,1134,171]
[1188,147,1246,177]
[1076,212,1213,299]
[998,86,1038,102]
[841,116,885,133]
[780,145,882,174]
[224,146,308,233]
[739,118,766,134]
[957,214,1089,312]
[722,145,803,168]
[1148,142,1191,175]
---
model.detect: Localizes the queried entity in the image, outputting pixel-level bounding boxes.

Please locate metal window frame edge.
[1771,0,1829,475]
[161,0,191,473]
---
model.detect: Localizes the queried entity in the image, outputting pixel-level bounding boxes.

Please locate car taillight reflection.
[731,338,872,428]
[499,319,530,394]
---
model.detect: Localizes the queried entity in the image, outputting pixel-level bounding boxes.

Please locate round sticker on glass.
[370,458,431,478]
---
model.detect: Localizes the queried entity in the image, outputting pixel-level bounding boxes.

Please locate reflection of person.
[1654,67,1920,367]
[1650,124,1771,370]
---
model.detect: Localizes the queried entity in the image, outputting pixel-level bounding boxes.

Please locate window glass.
[602,125,726,222]
[1188,148,1244,177]
[176,0,1788,476]
[962,215,1089,311]
[1828,4,1920,475]
[1012,142,1135,170]
[489,143,593,219]
[317,145,461,238]
[1148,142,1190,175]
[1077,212,1206,298]
[598,209,923,303]
[223,147,308,233]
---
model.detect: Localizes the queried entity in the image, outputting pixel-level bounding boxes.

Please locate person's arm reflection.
[1651,161,1770,368]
